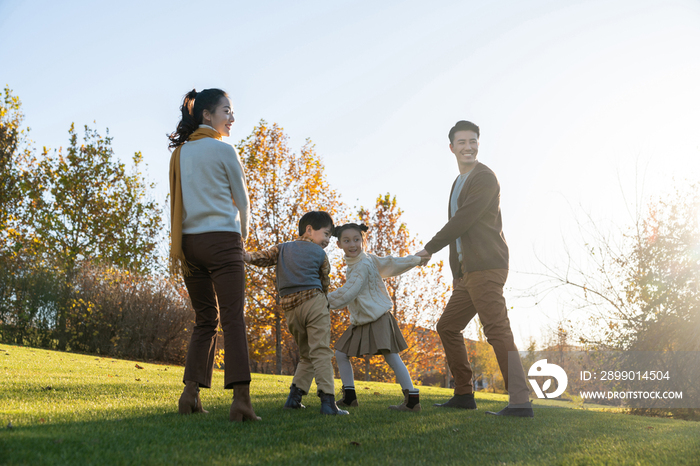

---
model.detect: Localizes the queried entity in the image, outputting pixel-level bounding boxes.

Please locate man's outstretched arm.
[423,171,499,255]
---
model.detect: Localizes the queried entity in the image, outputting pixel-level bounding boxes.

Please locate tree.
[18,123,163,349]
[0,86,31,249]
[533,183,700,352]
[23,124,162,274]
[238,120,344,374]
[234,125,454,385]
[621,183,700,351]
[466,337,504,393]
[0,87,52,346]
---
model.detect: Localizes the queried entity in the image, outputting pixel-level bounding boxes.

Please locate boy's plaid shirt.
[248,236,330,312]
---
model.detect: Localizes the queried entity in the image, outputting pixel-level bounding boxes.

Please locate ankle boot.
[178,380,208,414]
[337,386,358,408]
[433,392,477,409]
[283,384,306,409]
[318,391,349,415]
[389,389,421,412]
[230,383,261,422]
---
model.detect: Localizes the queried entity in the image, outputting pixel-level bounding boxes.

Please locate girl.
[168,88,259,422]
[328,223,424,411]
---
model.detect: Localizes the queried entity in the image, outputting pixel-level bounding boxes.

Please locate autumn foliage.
[0,87,177,358]
[234,120,345,375]
[229,121,458,387]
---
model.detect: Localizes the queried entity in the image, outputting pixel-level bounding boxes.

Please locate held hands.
[243,250,251,263]
[415,249,432,266]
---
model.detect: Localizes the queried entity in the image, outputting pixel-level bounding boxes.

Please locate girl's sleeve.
[327,263,370,310]
[373,254,421,278]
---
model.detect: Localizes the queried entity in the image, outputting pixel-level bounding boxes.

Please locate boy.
[245,211,348,415]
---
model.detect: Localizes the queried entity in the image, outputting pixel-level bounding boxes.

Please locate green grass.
[1,344,698,466]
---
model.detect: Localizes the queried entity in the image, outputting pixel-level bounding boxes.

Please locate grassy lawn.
[1,343,698,465]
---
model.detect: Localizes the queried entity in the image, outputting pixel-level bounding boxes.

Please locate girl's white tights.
[335,349,415,391]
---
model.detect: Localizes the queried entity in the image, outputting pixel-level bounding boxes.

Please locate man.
[416,120,533,417]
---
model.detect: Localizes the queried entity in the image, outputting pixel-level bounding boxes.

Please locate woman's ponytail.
[168,88,228,149]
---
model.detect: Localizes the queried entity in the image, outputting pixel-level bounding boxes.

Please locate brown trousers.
[286,293,335,395]
[437,269,530,404]
[181,231,251,389]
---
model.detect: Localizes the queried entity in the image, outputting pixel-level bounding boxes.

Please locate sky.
[2,0,700,347]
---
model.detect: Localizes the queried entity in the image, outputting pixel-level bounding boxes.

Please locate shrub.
[1,258,193,364]
[0,253,61,347]
[66,262,193,363]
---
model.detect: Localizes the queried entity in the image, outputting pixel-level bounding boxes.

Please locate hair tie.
[333,222,369,239]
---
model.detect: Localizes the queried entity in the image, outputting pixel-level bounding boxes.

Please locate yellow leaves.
[214,349,225,369]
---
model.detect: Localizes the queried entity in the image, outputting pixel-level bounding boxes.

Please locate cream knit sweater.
[328,251,421,326]
[180,131,249,238]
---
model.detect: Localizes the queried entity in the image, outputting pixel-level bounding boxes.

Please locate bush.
[0,253,61,347]
[0,259,193,364]
[66,263,193,363]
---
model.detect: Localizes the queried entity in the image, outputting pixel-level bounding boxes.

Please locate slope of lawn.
[1,343,698,465]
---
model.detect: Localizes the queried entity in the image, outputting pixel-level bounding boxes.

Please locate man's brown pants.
[182,231,251,389]
[437,269,530,405]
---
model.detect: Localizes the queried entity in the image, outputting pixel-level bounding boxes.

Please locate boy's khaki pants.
[285,292,335,395]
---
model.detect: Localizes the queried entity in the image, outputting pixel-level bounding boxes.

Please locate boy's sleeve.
[327,262,369,310]
[373,254,421,278]
[320,254,331,294]
[249,245,280,267]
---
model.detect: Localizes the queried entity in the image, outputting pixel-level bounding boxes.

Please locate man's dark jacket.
[424,162,509,279]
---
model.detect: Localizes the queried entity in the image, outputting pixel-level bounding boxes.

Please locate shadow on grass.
[4,392,699,466]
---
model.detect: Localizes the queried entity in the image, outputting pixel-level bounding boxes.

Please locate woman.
[168,88,259,422]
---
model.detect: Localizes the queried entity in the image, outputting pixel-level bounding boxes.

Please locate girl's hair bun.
[333,222,369,239]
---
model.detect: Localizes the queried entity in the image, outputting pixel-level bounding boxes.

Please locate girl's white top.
[179,129,250,238]
[328,251,421,326]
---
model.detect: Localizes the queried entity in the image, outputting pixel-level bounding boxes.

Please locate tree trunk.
[57,267,74,351]
[445,357,452,388]
[275,309,282,375]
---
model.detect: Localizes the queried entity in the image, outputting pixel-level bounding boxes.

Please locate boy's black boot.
[318,391,349,415]
[337,386,358,408]
[283,384,306,409]
[433,393,477,409]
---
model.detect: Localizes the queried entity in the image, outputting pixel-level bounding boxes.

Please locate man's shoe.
[318,391,349,415]
[485,403,534,418]
[283,384,306,409]
[433,393,477,409]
